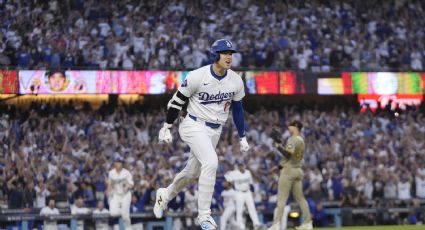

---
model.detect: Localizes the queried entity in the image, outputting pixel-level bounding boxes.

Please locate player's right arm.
[105,171,112,197]
[159,72,197,143]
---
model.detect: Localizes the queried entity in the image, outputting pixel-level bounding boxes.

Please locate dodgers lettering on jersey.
[225,169,253,192]
[179,65,245,124]
[108,168,134,195]
[198,91,236,105]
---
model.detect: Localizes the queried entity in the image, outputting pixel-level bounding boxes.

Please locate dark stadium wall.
[138,94,360,112]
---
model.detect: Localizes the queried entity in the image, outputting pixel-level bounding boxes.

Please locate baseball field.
[317,226,423,230]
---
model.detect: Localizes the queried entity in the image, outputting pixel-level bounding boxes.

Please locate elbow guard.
[167,91,188,111]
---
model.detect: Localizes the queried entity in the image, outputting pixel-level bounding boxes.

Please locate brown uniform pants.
[274,167,312,224]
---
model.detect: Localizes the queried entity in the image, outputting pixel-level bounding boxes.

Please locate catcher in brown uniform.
[268,121,313,230]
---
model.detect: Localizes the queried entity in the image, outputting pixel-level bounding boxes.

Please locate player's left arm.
[126,170,134,189]
[231,100,246,137]
[232,77,249,152]
[248,170,254,185]
[248,171,255,192]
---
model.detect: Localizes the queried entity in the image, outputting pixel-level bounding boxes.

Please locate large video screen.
[19,70,97,94]
[0,70,18,94]
[318,72,425,95]
[19,70,192,94]
[95,71,166,94]
[318,78,344,95]
[17,70,425,95]
[351,72,424,95]
[244,71,301,94]
[279,72,300,94]
[245,71,279,94]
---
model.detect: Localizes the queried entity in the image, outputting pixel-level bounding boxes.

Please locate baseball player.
[106,157,134,230]
[220,181,237,230]
[39,198,60,230]
[225,160,262,230]
[154,39,249,230]
[71,197,91,230]
[93,201,109,230]
[269,121,313,230]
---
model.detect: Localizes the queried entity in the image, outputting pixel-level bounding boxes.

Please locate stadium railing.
[2,204,424,229]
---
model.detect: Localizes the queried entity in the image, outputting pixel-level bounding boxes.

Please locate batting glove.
[159,123,173,144]
[240,136,250,153]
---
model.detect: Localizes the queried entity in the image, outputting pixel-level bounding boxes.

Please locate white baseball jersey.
[93,208,109,230]
[108,168,134,195]
[35,186,50,208]
[397,181,411,200]
[71,205,90,230]
[40,206,60,230]
[225,169,253,192]
[415,176,425,198]
[222,188,236,207]
[179,64,245,124]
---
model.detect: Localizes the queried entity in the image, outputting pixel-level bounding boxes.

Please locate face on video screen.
[47,71,68,92]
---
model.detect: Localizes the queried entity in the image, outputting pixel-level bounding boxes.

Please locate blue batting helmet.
[210,39,237,62]
[236,159,245,165]
[114,156,124,163]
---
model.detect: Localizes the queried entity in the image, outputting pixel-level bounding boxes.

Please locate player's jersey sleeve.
[178,71,198,98]
[126,170,134,187]
[107,171,113,184]
[232,75,245,101]
[248,171,254,184]
[285,137,296,154]
[224,171,235,182]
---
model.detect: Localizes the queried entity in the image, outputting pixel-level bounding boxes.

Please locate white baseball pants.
[235,191,260,229]
[109,192,132,230]
[220,204,236,230]
[166,116,222,217]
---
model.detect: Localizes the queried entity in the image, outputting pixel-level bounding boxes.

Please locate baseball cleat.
[198,215,217,230]
[153,188,168,218]
[295,221,313,230]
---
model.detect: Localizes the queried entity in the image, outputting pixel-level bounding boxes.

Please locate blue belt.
[188,114,221,129]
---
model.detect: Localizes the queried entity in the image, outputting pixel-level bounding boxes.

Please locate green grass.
[317,226,423,230]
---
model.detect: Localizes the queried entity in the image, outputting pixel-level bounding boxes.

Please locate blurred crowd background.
[0,100,424,226]
[1,0,425,228]
[0,0,424,71]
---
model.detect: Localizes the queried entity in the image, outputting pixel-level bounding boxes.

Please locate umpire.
[269,121,313,230]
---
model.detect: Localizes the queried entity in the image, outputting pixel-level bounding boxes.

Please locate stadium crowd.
[0,100,424,226]
[0,0,424,71]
